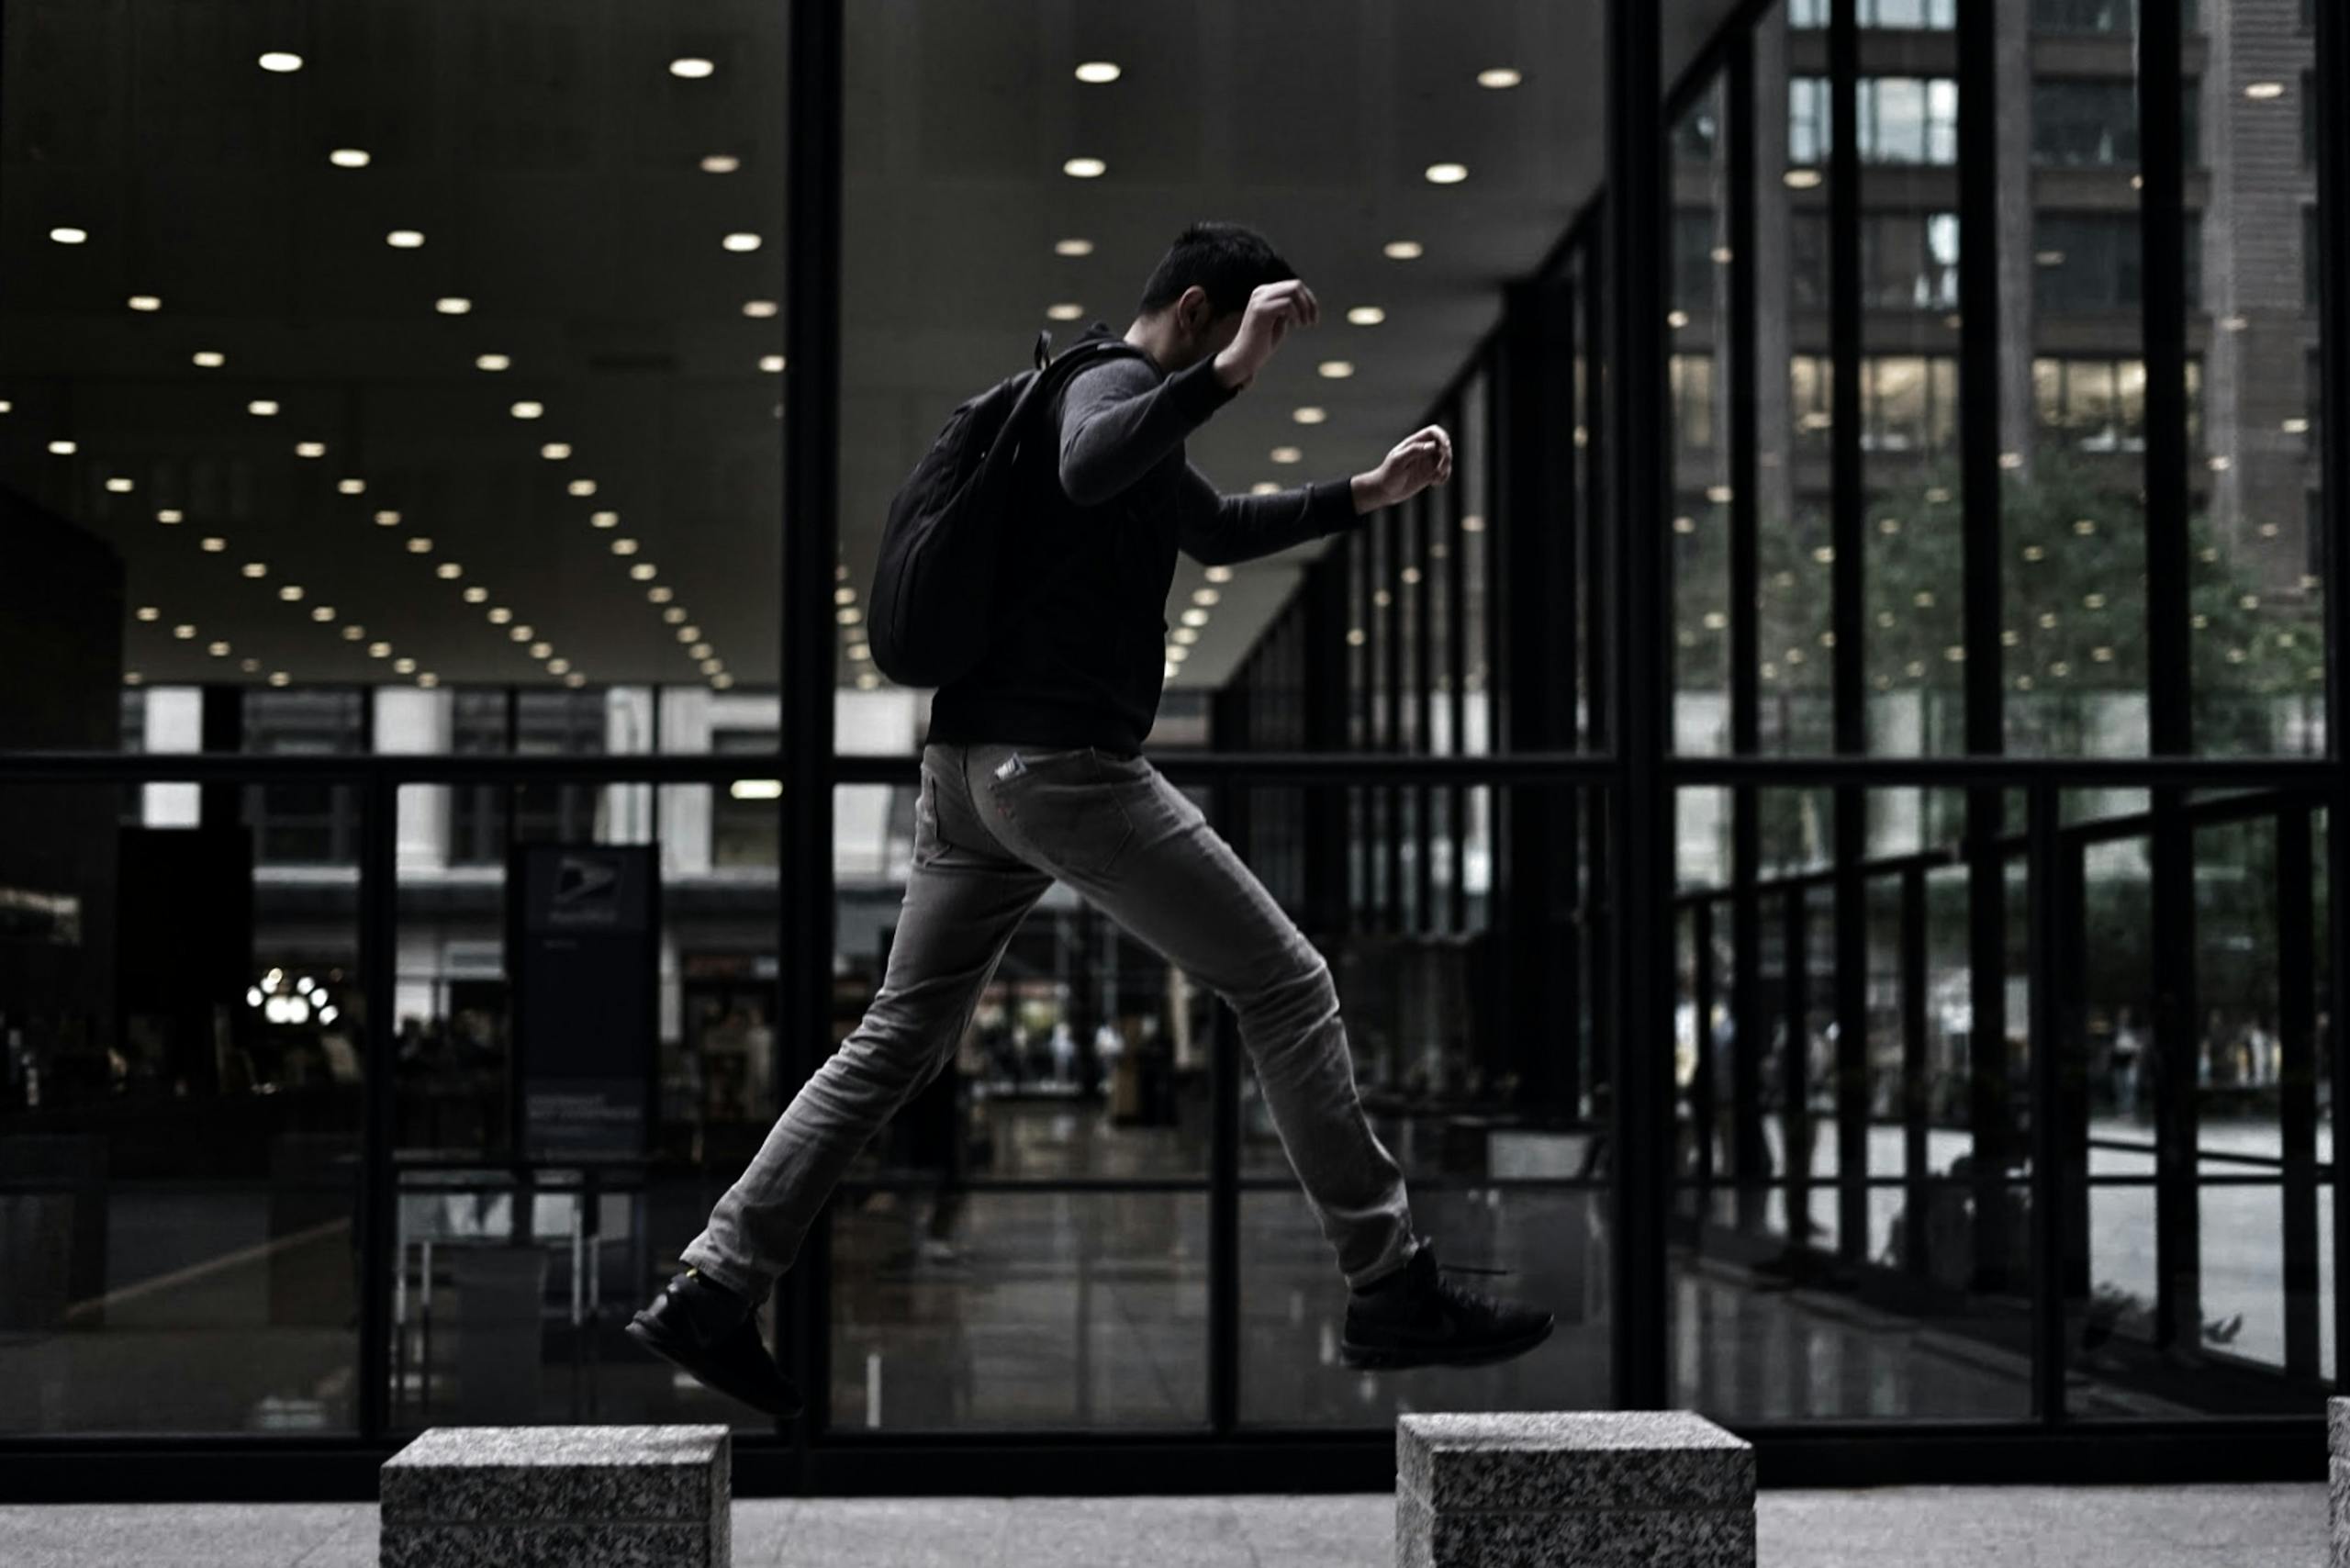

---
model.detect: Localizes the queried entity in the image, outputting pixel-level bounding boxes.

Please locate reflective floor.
[0,1485,2323,1568]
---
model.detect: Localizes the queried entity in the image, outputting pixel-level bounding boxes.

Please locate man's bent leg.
[983,748,1416,1292]
[682,754,1051,1300]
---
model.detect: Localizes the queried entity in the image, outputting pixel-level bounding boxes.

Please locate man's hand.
[1351,424,1453,512]
[1213,278,1320,390]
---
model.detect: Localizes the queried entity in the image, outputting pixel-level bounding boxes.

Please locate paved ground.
[0,1484,2325,1567]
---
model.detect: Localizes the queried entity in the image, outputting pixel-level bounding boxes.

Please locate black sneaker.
[625,1268,804,1418]
[1338,1238,1555,1371]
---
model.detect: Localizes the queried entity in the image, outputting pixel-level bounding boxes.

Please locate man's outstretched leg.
[629,745,1053,1414]
[973,742,1554,1371]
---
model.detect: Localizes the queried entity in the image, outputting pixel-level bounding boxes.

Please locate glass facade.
[0,0,2343,1494]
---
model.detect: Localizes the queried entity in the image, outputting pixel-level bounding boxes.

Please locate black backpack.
[867,330,1146,689]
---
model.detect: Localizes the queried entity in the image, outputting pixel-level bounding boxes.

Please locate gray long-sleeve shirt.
[925,320,1363,755]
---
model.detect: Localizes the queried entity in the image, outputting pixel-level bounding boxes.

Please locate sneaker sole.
[624,1313,806,1418]
[1337,1315,1556,1372]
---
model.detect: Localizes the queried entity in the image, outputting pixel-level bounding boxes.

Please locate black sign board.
[511,843,658,1157]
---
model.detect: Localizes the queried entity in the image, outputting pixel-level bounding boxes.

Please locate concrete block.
[380,1425,729,1568]
[1396,1412,1753,1568]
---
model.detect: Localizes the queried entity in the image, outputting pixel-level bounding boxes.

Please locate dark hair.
[1136,221,1295,318]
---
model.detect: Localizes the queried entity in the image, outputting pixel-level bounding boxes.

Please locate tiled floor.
[0,1484,2324,1568]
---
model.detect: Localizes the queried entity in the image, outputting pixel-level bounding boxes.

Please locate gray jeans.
[681,740,1418,1300]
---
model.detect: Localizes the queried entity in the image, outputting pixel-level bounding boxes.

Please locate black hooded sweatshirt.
[924,320,1363,756]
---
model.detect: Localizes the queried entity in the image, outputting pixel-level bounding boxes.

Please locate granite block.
[380,1521,713,1568]
[380,1425,729,1524]
[2332,1457,2350,1568]
[1397,1412,1753,1514]
[2333,1396,2350,1459]
[1395,1489,1755,1568]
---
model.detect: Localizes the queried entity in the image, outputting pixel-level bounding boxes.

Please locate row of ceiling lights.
[41,43,792,689]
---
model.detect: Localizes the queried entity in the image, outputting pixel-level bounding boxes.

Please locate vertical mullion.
[1414,489,1435,929]
[1605,0,1671,1410]
[1783,884,1812,1250]
[1899,862,1929,1277]
[2141,0,2191,756]
[1692,901,1719,1215]
[1449,382,1471,932]
[2278,805,2320,1381]
[2026,783,2065,1422]
[1728,29,1761,761]
[782,0,845,1457]
[1209,775,1242,1434]
[1828,0,1863,758]
[1955,0,2004,752]
[356,770,397,1440]
[2314,0,2350,1399]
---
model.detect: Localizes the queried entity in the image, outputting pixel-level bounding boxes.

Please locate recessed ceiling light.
[1425,162,1469,185]
[105,476,133,493]
[1477,67,1523,88]
[1046,303,1085,321]
[278,584,304,601]
[1785,168,1823,189]
[1383,241,1423,259]
[529,641,553,658]
[193,351,226,367]
[248,399,280,417]
[1074,61,1121,84]
[173,624,196,639]
[1193,588,1220,606]
[338,478,365,495]
[701,154,742,174]
[1181,608,1210,627]
[1249,481,1281,496]
[296,441,327,457]
[759,354,786,373]
[311,605,336,622]
[208,641,231,657]
[1318,360,1355,378]
[510,401,544,420]
[463,587,488,603]
[341,624,364,640]
[612,538,640,555]
[127,295,162,311]
[1668,309,1691,329]
[670,57,715,78]
[567,479,598,497]
[368,641,391,657]
[488,608,513,624]
[386,230,425,248]
[1173,627,1199,644]
[258,51,303,73]
[1292,407,1326,425]
[1270,445,1302,464]
[592,510,620,528]
[630,563,658,580]
[375,510,400,526]
[509,625,533,643]
[47,439,79,455]
[241,562,268,578]
[743,299,778,318]
[664,607,688,624]
[268,671,290,688]
[649,587,676,604]
[435,562,463,579]
[699,656,723,674]
[406,536,433,554]
[1055,238,1094,257]
[1462,513,1485,532]
[548,657,572,675]
[1165,644,1190,663]
[123,671,143,686]
[476,353,511,372]
[0,400,10,413]
[393,656,417,674]
[2246,80,2287,99]
[541,442,572,460]
[722,232,763,252]
[201,536,227,552]
[158,509,183,523]
[1204,566,1234,584]
[1346,306,1385,326]
[1062,157,1107,178]
[329,148,371,168]
[49,226,88,245]
[238,656,260,673]
[677,625,702,643]
[135,606,159,622]
[434,297,472,315]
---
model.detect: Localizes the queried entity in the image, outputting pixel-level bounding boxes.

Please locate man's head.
[1128,221,1295,370]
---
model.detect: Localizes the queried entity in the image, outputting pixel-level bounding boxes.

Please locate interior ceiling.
[0,0,1746,694]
